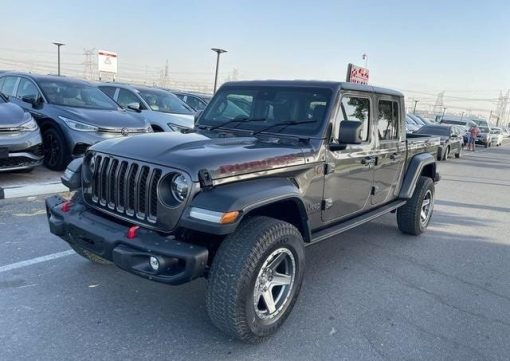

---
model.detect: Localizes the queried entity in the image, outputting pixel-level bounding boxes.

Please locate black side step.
[309,200,407,245]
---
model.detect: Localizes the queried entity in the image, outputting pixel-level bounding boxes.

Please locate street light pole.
[413,100,419,114]
[211,48,227,93]
[460,112,464,121]
[52,42,65,76]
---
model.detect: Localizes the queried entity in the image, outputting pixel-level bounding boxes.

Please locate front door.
[371,97,406,205]
[322,92,375,223]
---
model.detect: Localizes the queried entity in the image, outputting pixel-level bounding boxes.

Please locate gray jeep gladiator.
[46,80,440,343]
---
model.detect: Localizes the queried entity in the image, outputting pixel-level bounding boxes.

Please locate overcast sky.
[0,0,509,116]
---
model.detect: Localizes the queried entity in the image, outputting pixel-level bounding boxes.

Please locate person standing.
[468,124,480,151]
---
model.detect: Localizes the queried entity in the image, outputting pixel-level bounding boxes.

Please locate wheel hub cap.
[253,248,296,320]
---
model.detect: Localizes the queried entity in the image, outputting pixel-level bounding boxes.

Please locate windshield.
[479,127,490,133]
[137,89,193,115]
[473,119,489,127]
[198,86,332,136]
[441,120,465,126]
[39,79,118,110]
[415,125,450,136]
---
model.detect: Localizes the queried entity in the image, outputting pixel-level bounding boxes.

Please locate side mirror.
[22,95,42,108]
[194,110,203,123]
[338,120,363,145]
[127,102,141,112]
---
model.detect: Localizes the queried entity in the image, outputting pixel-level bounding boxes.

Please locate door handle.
[389,152,401,161]
[361,156,376,166]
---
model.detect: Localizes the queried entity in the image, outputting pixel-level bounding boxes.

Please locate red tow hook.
[127,226,140,240]
[61,201,72,213]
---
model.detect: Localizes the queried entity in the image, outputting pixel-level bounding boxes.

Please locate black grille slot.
[88,154,163,225]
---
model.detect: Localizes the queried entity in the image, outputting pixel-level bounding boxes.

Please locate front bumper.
[0,131,44,171]
[46,195,208,285]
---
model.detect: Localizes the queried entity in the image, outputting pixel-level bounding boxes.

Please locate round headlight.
[171,174,189,201]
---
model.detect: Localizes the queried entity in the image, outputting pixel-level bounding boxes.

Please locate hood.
[90,131,307,181]
[52,105,148,128]
[0,102,27,128]
[142,111,194,128]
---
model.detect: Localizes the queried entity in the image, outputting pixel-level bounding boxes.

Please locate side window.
[117,88,143,108]
[0,76,18,97]
[338,96,370,141]
[98,86,116,99]
[17,78,40,100]
[378,100,399,140]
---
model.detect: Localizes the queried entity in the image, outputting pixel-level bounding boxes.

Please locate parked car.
[490,127,504,146]
[172,91,212,112]
[407,113,426,127]
[475,124,492,148]
[440,118,476,144]
[98,84,195,132]
[47,80,440,343]
[414,124,463,160]
[0,73,152,170]
[0,92,43,172]
[405,115,421,133]
[502,126,510,137]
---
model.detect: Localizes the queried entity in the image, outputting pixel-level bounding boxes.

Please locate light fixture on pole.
[211,48,227,93]
[413,100,419,114]
[52,42,65,76]
[362,53,368,68]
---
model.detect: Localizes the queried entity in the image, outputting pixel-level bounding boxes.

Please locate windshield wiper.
[206,116,266,131]
[251,120,317,135]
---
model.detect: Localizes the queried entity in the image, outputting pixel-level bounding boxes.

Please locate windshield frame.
[197,85,333,138]
[38,78,119,110]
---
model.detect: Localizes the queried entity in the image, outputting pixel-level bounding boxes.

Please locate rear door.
[322,91,375,223]
[371,97,405,205]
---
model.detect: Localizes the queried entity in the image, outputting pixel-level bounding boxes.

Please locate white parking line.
[0,250,75,274]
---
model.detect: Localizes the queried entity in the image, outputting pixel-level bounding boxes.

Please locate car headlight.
[59,116,99,132]
[171,173,189,202]
[19,114,38,132]
[167,123,190,133]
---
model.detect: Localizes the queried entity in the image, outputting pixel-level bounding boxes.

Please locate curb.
[0,182,68,200]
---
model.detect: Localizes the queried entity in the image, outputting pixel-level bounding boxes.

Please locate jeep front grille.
[90,154,162,224]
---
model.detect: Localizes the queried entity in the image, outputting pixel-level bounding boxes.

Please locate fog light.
[149,256,160,271]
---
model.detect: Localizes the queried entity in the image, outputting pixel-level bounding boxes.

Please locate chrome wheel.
[420,190,434,227]
[253,247,296,320]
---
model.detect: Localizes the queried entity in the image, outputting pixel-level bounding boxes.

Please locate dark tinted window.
[98,86,117,99]
[415,125,450,136]
[186,95,207,111]
[39,79,117,110]
[339,96,370,141]
[0,76,18,97]
[117,88,144,108]
[378,100,399,140]
[137,89,193,114]
[17,78,40,99]
[200,86,332,136]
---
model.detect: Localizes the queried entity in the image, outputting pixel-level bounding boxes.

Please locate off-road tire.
[70,244,112,265]
[207,216,305,343]
[397,176,435,236]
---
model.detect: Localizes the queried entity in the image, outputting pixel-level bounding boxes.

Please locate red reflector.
[61,201,72,213]
[127,226,140,239]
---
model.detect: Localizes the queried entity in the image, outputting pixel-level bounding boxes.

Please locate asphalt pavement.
[1,143,509,361]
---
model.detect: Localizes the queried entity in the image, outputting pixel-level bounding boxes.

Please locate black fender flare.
[399,153,438,199]
[179,178,310,239]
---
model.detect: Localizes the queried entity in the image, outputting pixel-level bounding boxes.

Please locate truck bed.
[406,133,441,158]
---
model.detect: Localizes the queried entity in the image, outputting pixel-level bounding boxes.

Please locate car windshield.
[137,89,193,115]
[39,79,118,110]
[415,125,450,136]
[198,86,332,136]
[441,120,465,126]
[479,127,490,133]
